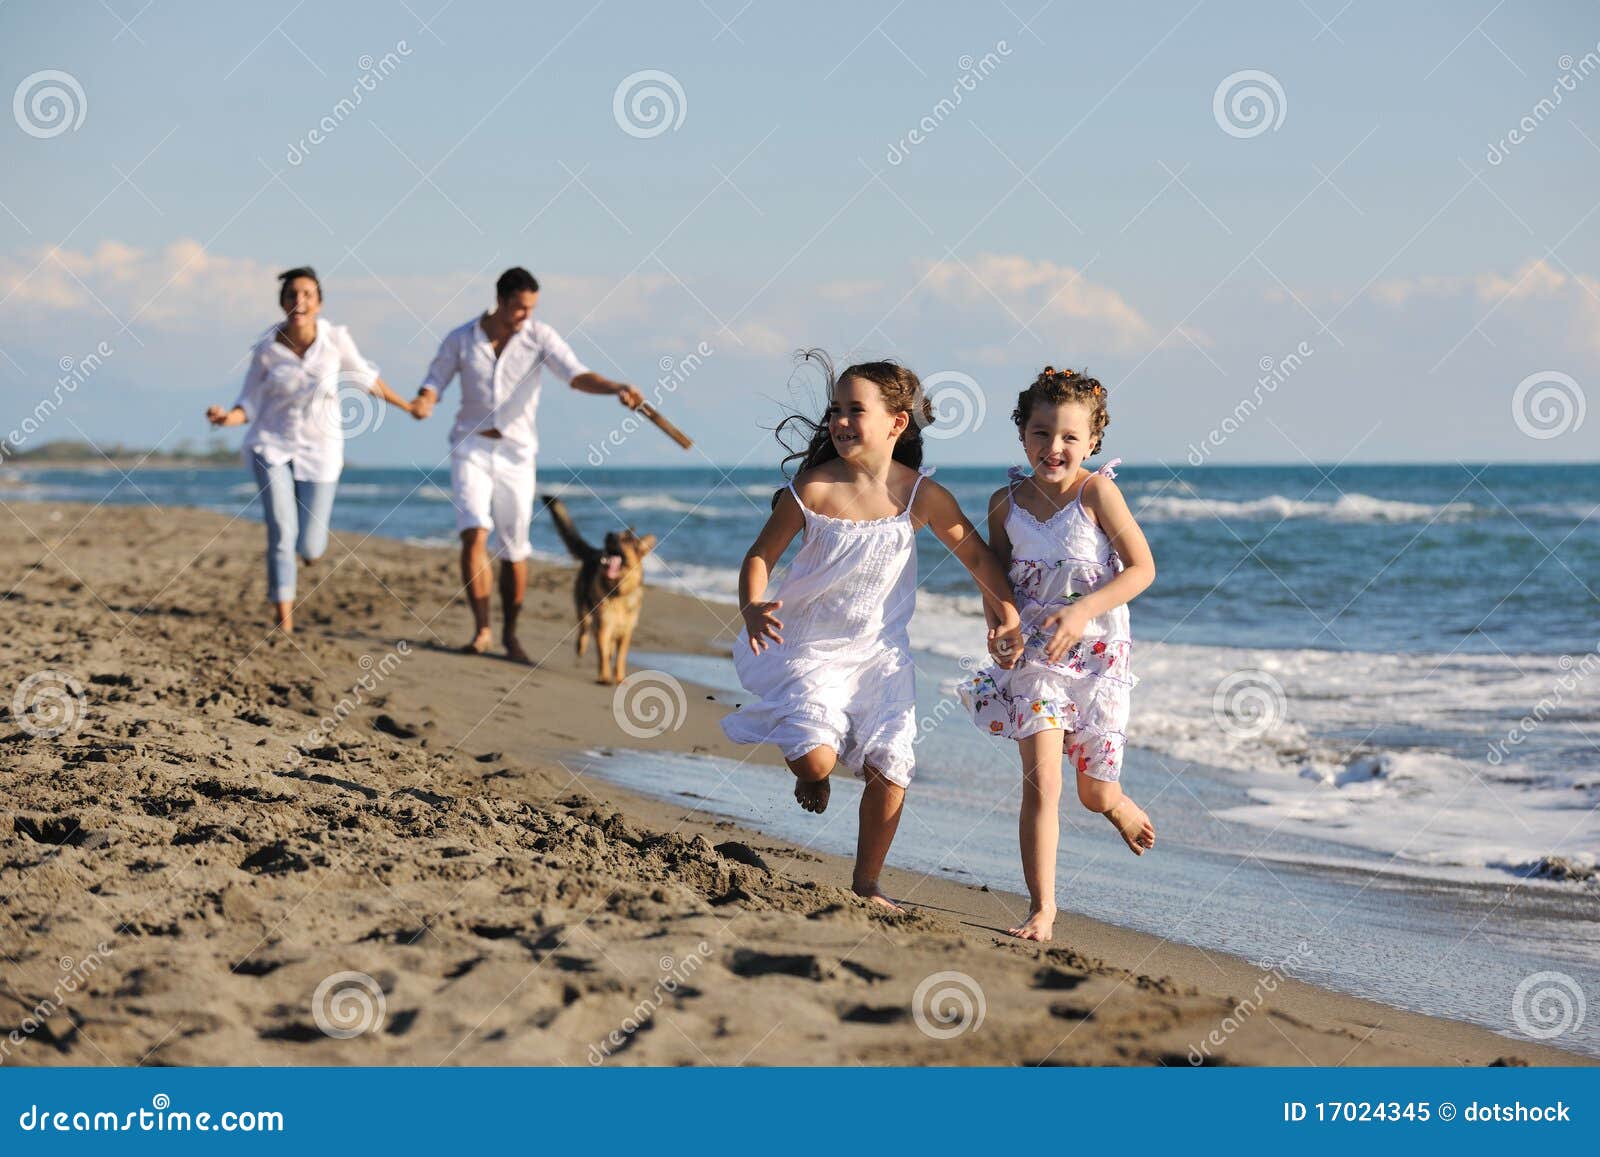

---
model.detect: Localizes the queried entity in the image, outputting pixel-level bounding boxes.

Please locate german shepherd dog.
[540,495,656,685]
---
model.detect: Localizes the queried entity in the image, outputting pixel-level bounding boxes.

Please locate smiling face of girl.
[828,373,909,462]
[279,276,322,326]
[1020,399,1095,485]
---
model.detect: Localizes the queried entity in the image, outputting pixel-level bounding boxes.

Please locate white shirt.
[232,318,381,483]
[420,316,590,451]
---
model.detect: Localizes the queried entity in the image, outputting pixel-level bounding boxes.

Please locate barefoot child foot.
[786,748,835,814]
[503,634,531,664]
[1007,905,1057,941]
[461,628,493,654]
[1103,796,1155,855]
[794,774,830,813]
[852,881,905,913]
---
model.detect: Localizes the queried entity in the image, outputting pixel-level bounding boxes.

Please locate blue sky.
[2,0,1597,469]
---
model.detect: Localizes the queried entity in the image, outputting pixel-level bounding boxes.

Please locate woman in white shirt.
[206,267,418,633]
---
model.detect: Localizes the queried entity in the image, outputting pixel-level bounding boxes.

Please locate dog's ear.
[636,533,657,557]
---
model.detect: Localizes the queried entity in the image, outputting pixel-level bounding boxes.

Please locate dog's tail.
[540,495,600,563]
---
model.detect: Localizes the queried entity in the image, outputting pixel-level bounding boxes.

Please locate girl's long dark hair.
[770,350,935,508]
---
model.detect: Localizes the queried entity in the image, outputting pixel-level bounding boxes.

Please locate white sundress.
[719,467,935,790]
[958,458,1138,782]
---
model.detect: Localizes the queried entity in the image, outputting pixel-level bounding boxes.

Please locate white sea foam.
[614,494,747,519]
[1133,492,1479,523]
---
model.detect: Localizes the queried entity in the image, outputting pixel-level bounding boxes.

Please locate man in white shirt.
[413,267,643,662]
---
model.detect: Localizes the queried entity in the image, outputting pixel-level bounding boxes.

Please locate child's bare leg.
[853,766,905,912]
[1011,732,1062,940]
[272,600,294,634]
[786,746,836,814]
[1076,768,1154,854]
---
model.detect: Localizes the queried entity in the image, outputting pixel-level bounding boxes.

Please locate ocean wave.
[1133,492,1478,523]
[615,494,747,519]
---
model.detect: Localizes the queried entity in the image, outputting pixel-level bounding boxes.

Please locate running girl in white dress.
[721,354,1022,911]
[958,367,1157,941]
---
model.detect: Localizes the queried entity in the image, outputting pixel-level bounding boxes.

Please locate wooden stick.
[634,400,694,450]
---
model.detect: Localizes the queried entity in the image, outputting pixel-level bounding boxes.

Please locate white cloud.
[0,241,784,356]
[0,240,274,327]
[1371,258,1600,356]
[915,253,1154,353]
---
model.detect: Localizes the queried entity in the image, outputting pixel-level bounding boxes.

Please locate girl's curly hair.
[770,350,935,506]
[1011,365,1110,456]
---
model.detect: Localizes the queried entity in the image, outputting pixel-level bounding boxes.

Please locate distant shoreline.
[1,438,237,471]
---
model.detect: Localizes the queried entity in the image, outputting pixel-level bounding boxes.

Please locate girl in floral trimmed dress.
[958,366,1157,942]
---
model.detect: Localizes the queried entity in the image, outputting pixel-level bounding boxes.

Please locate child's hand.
[1042,605,1091,664]
[986,622,1022,669]
[742,600,784,653]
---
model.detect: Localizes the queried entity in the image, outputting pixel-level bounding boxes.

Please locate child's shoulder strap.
[784,475,809,515]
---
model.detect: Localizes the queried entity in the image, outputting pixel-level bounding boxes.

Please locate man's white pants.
[449,435,537,563]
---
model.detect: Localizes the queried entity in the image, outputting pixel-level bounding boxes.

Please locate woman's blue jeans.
[250,453,337,602]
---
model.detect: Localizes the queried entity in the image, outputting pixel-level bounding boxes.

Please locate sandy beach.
[0,499,1588,1067]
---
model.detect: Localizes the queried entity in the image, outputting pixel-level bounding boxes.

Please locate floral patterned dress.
[958,459,1137,781]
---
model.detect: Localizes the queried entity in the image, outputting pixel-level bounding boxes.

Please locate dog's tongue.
[604,555,623,580]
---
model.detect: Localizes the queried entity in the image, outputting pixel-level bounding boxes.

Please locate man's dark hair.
[496,267,540,300]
